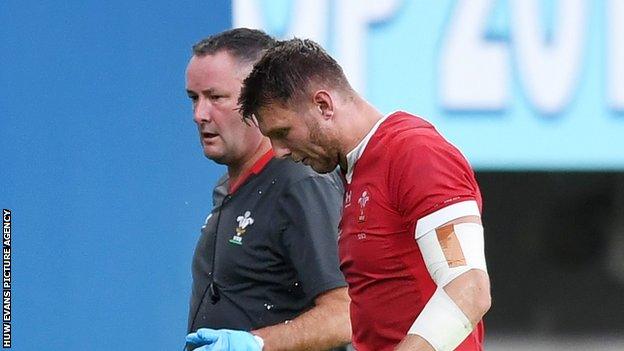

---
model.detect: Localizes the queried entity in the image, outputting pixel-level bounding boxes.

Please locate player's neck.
[340,98,384,157]
[227,139,272,185]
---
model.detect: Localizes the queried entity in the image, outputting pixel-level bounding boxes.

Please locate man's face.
[257,103,341,173]
[185,51,264,165]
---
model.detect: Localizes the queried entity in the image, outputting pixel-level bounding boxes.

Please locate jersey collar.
[229,149,275,194]
[344,114,390,184]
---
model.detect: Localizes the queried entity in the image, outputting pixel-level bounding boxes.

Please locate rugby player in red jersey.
[239,38,491,351]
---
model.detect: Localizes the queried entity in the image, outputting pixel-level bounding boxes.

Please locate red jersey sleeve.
[388,125,482,238]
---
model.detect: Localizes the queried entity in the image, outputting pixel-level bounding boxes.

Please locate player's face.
[185,51,264,166]
[257,103,341,173]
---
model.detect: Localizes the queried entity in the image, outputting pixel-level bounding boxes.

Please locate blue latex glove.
[186,328,263,351]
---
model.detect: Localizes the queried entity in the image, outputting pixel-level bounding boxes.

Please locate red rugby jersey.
[339,111,484,351]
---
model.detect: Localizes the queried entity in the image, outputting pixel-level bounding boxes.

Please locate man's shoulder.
[263,158,315,184]
[265,158,343,191]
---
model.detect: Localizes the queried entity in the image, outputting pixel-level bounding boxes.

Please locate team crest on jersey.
[229,210,254,245]
[358,190,370,222]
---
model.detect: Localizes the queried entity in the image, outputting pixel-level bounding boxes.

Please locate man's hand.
[186,328,263,351]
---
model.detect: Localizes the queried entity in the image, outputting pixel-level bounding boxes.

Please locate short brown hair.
[238,38,351,122]
[192,28,276,65]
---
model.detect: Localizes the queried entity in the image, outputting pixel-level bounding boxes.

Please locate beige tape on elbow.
[417,222,488,287]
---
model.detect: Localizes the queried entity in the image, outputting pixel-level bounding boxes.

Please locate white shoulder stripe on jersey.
[415,200,480,239]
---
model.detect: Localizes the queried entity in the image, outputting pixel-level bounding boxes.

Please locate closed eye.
[209,94,227,102]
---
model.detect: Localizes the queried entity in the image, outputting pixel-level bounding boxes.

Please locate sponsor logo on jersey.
[344,190,352,208]
[230,210,254,245]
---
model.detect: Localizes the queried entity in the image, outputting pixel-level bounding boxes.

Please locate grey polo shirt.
[188,157,346,332]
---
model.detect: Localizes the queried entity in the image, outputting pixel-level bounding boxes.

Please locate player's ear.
[313,90,334,120]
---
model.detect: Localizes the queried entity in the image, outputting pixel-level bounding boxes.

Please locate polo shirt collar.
[229,149,275,194]
[343,114,389,184]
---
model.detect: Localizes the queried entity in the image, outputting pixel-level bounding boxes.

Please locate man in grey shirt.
[184,28,351,351]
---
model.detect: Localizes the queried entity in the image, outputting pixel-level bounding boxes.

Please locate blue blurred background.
[2,1,624,350]
[2,1,231,350]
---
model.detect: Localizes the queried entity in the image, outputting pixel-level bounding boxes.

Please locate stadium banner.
[234,0,624,170]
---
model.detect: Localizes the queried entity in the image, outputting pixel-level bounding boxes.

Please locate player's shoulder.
[377,111,453,152]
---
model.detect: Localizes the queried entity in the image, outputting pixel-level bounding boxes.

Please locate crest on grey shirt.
[229,211,254,245]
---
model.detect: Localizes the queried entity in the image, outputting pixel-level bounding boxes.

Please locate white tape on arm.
[407,287,472,351]
[408,221,488,350]
[417,222,487,287]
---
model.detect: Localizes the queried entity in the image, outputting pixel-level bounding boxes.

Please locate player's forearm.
[396,270,491,351]
[252,287,351,351]
[394,334,435,351]
[443,269,491,326]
